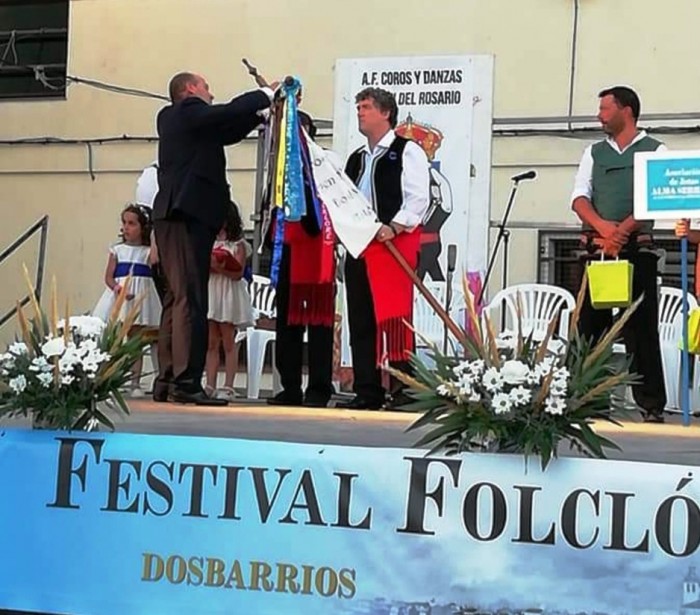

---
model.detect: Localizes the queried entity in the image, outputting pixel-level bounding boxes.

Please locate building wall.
[2,0,700,342]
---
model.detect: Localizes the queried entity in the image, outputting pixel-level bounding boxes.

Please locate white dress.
[93,243,162,327]
[208,239,254,326]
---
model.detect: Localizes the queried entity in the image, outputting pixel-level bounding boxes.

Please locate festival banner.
[635,150,700,220]
[333,55,493,279]
[1,429,700,614]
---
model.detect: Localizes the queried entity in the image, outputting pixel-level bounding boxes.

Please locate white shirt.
[135,162,158,207]
[570,130,667,203]
[356,129,430,229]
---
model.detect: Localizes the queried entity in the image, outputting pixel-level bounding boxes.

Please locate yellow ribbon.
[273,101,288,208]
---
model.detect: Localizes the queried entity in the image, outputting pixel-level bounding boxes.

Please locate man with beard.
[571,85,667,423]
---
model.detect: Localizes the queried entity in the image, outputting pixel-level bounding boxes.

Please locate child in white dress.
[205,202,254,400]
[93,205,162,396]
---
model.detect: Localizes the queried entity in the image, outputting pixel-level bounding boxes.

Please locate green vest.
[588,135,661,233]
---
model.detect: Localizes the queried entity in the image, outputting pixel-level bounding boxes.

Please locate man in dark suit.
[152,72,273,405]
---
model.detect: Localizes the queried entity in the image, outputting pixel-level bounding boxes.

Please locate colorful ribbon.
[282,77,305,222]
[270,208,286,286]
[273,102,287,209]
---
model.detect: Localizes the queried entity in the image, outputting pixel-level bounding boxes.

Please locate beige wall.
[2,0,700,343]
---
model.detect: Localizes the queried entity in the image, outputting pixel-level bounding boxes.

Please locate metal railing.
[0,215,49,328]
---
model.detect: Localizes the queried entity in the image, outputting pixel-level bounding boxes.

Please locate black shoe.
[153,388,170,403]
[152,379,171,402]
[267,391,303,406]
[303,395,329,408]
[385,391,414,411]
[170,389,228,406]
[336,396,383,410]
[642,411,665,424]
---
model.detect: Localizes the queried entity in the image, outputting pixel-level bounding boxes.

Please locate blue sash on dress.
[114,262,152,278]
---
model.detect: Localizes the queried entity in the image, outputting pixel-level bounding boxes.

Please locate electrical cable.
[0,39,169,102]
[566,0,580,131]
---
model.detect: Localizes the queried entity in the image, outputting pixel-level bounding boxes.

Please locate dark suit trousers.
[154,218,216,394]
[274,245,334,402]
[344,254,411,405]
[578,251,667,413]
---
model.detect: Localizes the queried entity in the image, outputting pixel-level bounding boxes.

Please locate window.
[0,0,69,100]
[538,229,695,296]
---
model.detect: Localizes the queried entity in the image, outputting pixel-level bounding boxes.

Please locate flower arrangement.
[393,277,640,469]
[0,270,149,430]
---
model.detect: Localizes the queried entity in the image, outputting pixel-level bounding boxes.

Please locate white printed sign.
[333,55,494,278]
[306,137,381,258]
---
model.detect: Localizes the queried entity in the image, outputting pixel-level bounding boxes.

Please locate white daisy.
[467,359,485,375]
[545,397,566,415]
[509,386,531,406]
[436,384,451,397]
[482,367,504,393]
[9,374,27,393]
[492,392,513,414]
[8,342,28,356]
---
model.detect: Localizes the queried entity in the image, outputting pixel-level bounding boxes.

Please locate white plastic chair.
[482,283,576,341]
[655,286,698,412]
[412,281,469,359]
[413,281,447,349]
[245,275,279,399]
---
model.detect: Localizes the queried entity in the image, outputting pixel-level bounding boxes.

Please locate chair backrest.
[658,286,697,343]
[413,281,447,347]
[484,283,576,340]
[250,275,277,318]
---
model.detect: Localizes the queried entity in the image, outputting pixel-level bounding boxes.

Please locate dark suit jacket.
[152,90,270,231]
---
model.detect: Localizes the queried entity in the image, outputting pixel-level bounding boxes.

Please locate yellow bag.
[681,308,700,354]
[586,257,634,309]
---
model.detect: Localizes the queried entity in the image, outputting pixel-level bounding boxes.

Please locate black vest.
[345,136,408,224]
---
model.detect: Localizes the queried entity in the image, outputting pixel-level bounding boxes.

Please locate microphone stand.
[443,245,457,354]
[478,174,532,328]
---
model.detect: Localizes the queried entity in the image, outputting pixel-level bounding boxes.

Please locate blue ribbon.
[282,77,305,222]
[270,208,285,287]
[114,262,152,278]
[243,263,253,284]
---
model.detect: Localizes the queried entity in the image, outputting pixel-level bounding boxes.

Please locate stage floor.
[4,397,699,466]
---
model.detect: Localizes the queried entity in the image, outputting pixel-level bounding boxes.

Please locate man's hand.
[390,221,408,235]
[375,224,396,244]
[676,218,691,238]
[611,225,630,246]
[603,237,623,257]
[593,236,623,257]
[596,219,619,239]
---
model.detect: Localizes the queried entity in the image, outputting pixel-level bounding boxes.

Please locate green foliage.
[0,277,148,431]
[391,292,641,470]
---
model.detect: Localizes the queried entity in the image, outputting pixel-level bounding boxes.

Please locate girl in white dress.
[205,202,254,400]
[93,205,161,396]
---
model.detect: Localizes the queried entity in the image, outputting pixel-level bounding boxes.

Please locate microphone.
[447,244,457,273]
[511,169,537,182]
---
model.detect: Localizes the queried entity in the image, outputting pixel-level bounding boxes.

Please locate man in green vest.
[571,85,667,423]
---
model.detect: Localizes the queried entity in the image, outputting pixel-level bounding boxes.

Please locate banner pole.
[682,236,691,426]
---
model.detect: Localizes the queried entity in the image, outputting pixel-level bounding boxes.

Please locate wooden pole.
[242,58,269,88]
[384,240,467,348]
